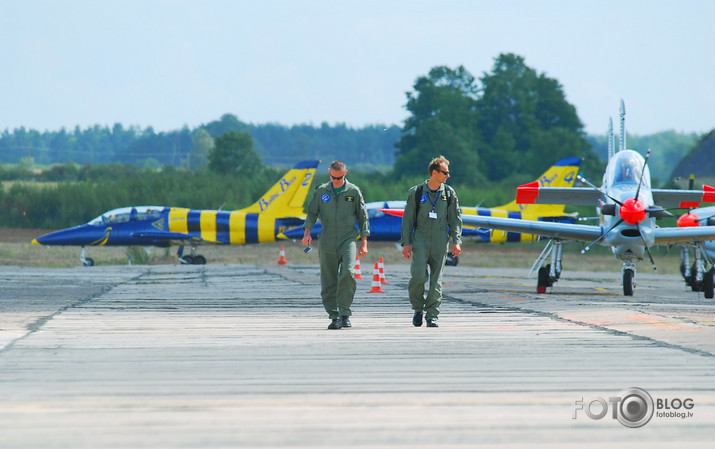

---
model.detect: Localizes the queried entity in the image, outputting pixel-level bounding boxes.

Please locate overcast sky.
[1,0,713,136]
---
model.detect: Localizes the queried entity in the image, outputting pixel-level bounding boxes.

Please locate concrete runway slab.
[1,263,713,448]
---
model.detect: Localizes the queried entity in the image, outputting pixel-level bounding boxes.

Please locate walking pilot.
[400,155,462,327]
[302,161,370,329]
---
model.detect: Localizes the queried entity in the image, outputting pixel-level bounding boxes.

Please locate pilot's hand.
[302,234,312,247]
[402,244,412,259]
[451,243,461,257]
[358,240,368,257]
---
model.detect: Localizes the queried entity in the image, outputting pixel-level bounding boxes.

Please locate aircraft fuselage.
[33,206,304,247]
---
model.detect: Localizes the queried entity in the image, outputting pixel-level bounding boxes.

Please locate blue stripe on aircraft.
[187,210,202,234]
[506,211,522,242]
[294,160,320,169]
[216,211,232,243]
[554,157,582,166]
[246,214,259,243]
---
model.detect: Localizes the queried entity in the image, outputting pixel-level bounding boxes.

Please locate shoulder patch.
[321,193,330,203]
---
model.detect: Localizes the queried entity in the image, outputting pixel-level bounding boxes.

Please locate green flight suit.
[400,181,462,321]
[304,180,370,319]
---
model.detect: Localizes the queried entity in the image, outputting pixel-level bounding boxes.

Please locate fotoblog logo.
[573,387,654,428]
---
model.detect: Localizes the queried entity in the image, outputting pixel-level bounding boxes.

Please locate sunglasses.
[437,169,450,176]
[330,174,345,180]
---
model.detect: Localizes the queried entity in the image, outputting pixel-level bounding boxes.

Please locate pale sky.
[1,0,713,136]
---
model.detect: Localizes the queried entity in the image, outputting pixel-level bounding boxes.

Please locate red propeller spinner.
[619,198,647,225]
[677,212,700,228]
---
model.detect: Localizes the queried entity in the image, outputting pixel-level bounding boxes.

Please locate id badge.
[428,211,437,219]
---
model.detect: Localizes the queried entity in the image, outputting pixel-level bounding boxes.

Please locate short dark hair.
[330,160,347,171]
[428,155,449,174]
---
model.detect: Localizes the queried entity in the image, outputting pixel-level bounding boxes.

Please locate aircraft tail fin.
[496,157,581,215]
[237,160,319,217]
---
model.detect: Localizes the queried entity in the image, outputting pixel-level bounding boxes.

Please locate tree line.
[0,118,401,173]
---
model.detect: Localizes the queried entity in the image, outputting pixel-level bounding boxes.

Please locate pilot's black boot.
[412,311,423,327]
[328,318,342,330]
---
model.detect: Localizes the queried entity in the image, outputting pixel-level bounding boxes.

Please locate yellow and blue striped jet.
[462,156,582,243]
[32,160,319,265]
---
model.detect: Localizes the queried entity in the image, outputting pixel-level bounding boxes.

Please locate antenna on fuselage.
[608,117,615,161]
[619,99,626,152]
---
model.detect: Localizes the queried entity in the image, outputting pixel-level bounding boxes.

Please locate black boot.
[339,316,351,328]
[426,318,439,328]
[328,318,342,330]
[412,311,423,327]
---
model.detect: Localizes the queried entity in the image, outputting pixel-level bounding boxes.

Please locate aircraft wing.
[131,231,212,244]
[653,226,715,244]
[516,183,603,206]
[651,185,715,209]
[460,214,603,242]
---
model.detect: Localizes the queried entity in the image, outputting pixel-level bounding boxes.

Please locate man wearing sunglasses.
[400,155,462,328]
[303,161,370,329]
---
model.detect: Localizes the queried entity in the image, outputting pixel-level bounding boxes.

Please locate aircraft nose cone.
[33,225,106,246]
[619,198,646,225]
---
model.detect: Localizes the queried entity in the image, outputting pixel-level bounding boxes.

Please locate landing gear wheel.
[623,269,635,296]
[704,267,714,299]
[689,263,699,291]
[83,258,94,267]
[537,266,549,293]
[183,255,194,264]
[193,255,206,265]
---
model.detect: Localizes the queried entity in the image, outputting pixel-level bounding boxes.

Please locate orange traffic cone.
[278,244,288,265]
[367,262,385,293]
[354,255,363,279]
[378,256,388,284]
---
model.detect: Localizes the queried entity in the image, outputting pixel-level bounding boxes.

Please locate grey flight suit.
[303,180,370,319]
[400,181,462,321]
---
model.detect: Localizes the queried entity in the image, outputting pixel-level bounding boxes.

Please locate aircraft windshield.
[612,152,650,187]
[88,206,164,225]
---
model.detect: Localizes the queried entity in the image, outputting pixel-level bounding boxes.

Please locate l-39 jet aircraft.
[283,157,582,245]
[442,102,715,296]
[32,160,319,266]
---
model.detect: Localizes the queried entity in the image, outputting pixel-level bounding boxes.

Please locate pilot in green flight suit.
[303,161,369,330]
[400,156,462,328]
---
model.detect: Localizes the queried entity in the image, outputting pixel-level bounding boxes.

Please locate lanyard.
[426,189,440,212]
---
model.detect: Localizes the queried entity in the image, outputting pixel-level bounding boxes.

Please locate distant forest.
[0,115,401,172]
[0,114,700,186]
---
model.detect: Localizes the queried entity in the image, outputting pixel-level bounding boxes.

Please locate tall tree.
[394,66,483,182]
[208,131,261,176]
[477,53,595,180]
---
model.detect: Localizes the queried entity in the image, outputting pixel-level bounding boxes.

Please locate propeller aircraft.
[32,160,320,266]
[383,102,715,296]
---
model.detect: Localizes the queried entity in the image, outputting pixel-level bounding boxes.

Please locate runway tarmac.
[1,262,714,448]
